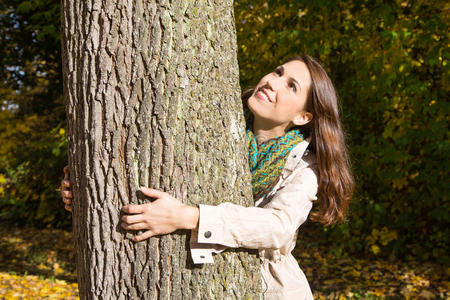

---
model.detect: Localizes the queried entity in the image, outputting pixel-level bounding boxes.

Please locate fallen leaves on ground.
[294,228,450,299]
[0,272,78,299]
[0,225,76,283]
[0,224,448,299]
[295,247,449,299]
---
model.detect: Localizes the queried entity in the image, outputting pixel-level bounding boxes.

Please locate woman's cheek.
[247,96,260,114]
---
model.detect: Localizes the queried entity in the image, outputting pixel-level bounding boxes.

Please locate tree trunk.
[61,0,261,299]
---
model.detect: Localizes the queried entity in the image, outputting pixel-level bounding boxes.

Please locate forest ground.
[0,225,448,299]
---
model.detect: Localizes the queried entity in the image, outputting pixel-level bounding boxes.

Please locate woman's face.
[248,60,313,132]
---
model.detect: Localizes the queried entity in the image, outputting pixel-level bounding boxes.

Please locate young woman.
[61,55,354,299]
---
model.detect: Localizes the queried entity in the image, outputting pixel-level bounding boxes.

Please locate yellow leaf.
[0,174,6,185]
[350,269,361,277]
[371,244,380,255]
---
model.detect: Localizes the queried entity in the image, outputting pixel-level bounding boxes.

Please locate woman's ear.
[292,111,313,126]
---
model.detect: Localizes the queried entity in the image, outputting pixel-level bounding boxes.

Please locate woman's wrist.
[181,205,200,230]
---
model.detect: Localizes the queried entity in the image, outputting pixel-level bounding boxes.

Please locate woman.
[61,55,354,299]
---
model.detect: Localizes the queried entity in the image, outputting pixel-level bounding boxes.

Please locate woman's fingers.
[62,190,72,198]
[61,166,73,213]
[139,186,166,199]
[61,179,71,188]
[121,213,144,224]
[131,230,155,242]
[60,166,73,213]
[121,222,148,231]
[121,187,167,214]
[122,204,145,214]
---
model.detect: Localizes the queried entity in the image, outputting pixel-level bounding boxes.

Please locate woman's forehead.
[281,60,312,87]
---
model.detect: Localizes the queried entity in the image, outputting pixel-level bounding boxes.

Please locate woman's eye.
[289,83,297,92]
[274,69,282,76]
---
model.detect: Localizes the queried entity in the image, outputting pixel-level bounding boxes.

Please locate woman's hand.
[61,166,73,212]
[121,187,199,242]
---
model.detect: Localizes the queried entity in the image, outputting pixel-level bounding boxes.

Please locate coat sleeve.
[190,163,318,263]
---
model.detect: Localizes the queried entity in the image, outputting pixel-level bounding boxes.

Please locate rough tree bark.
[61,0,261,299]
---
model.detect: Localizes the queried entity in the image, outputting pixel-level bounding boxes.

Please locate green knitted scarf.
[245,111,304,200]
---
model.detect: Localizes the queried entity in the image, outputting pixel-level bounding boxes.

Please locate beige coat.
[190,138,318,299]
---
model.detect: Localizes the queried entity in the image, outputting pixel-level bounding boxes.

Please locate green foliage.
[0,115,69,227]
[235,0,449,263]
[0,0,70,228]
[0,0,448,264]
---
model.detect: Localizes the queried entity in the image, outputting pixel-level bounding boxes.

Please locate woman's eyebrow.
[275,65,285,73]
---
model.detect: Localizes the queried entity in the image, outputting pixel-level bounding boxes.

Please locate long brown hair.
[242,55,354,225]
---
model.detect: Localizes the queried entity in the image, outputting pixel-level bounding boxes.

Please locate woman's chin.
[248,95,267,112]
[247,100,270,121]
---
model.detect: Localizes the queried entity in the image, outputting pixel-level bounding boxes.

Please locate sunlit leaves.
[0,272,78,299]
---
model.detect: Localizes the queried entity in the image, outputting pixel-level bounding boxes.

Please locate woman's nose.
[266,77,279,91]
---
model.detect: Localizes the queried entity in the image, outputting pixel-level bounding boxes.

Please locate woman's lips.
[256,89,272,103]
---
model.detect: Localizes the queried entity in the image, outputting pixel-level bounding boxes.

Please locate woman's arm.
[122,163,318,251]
[63,161,318,250]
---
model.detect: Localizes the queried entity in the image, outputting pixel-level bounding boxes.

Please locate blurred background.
[0,0,448,298]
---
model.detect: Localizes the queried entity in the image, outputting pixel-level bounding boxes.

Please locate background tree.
[61,0,261,299]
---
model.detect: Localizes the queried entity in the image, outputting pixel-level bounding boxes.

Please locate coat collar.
[283,137,311,173]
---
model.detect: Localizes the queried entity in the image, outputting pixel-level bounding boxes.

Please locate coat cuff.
[189,230,215,264]
[189,204,227,264]
[197,204,225,244]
